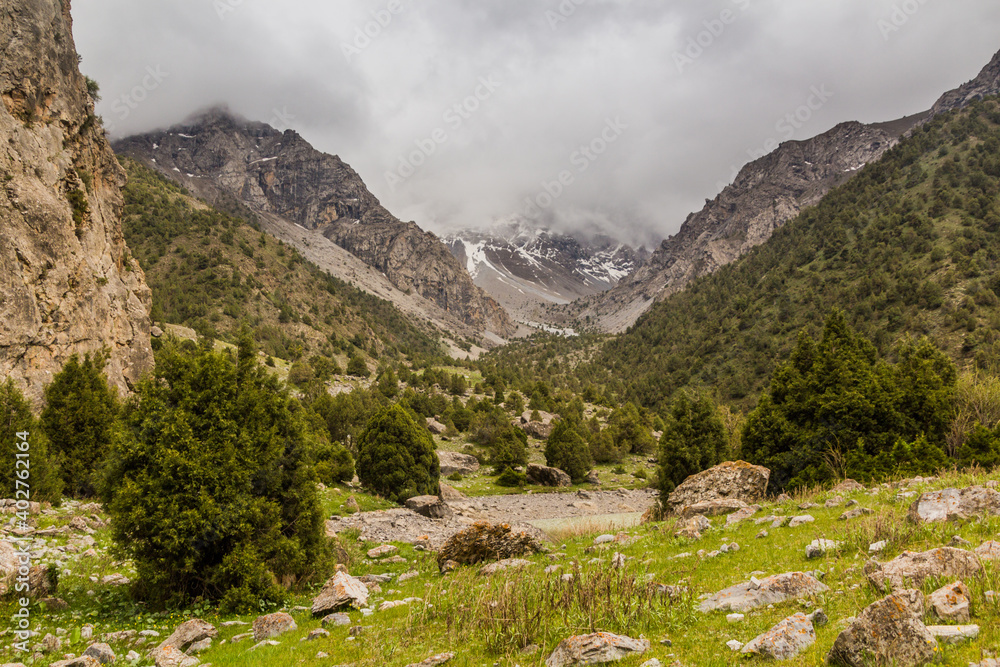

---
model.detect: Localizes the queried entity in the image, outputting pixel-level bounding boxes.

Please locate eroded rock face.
[666,461,770,516]
[545,632,650,667]
[699,572,828,613]
[0,0,154,404]
[907,486,1000,523]
[827,589,937,667]
[311,571,369,616]
[741,613,815,660]
[865,547,982,592]
[114,109,514,339]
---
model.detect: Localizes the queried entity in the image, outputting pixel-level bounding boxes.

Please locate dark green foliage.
[496,467,527,487]
[657,392,728,503]
[957,424,1000,469]
[315,441,355,485]
[545,420,593,483]
[41,353,118,498]
[469,405,528,474]
[742,311,956,491]
[607,402,656,455]
[347,354,371,378]
[311,388,385,447]
[378,368,399,398]
[356,404,439,503]
[588,425,622,464]
[100,335,330,611]
[0,380,63,503]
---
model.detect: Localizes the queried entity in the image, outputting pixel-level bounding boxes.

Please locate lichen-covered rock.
[907,486,1000,523]
[928,581,971,623]
[0,0,154,406]
[827,589,937,667]
[976,540,1000,561]
[675,514,711,539]
[83,643,115,664]
[437,522,543,568]
[699,572,828,613]
[665,461,769,516]
[311,572,369,616]
[155,619,217,653]
[526,464,572,487]
[865,547,982,592]
[545,632,650,666]
[251,612,297,641]
[741,613,815,660]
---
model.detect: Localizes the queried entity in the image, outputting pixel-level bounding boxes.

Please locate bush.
[544,420,592,484]
[347,354,370,378]
[315,441,355,484]
[447,472,463,482]
[377,368,399,398]
[356,404,439,503]
[470,406,528,474]
[607,402,656,455]
[496,467,527,487]
[41,353,118,498]
[0,380,63,503]
[100,335,330,611]
[657,392,728,499]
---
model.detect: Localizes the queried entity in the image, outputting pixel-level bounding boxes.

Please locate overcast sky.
[74,0,1000,247]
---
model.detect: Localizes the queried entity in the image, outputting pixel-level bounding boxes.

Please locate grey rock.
[827,589,936,667]
[805,539,840,559]
[155,619,217,653]
[664,461,769,516]
[545,632,650,666]
[311,572,369,615]
[699,572,829,613]
[437,451,480,476]
[741,612,816,660]
[865,547,982,592]
[83,643,115,664]
[928,581,971,623]
[252,612,297,641]
[927,624,979,644]
[405,495,452,519]
[907,486,1000,523]
[526,464,572,487]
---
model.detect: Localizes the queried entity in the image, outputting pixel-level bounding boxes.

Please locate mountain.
[572,49,1000,334]
[0,0,153,405]
[113,109,515,342]
[444,220,647,328]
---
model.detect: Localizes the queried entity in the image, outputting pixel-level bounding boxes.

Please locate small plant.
[447,472,463,482]
[496,467,527,487]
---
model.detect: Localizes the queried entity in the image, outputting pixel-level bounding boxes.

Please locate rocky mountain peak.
[929,48,1000,117]
[0,0,154,405]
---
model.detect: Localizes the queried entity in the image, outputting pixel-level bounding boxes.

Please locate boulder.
[675,515,711,539]
[787,515,815,528]
[438,451,480,476]
[832,479,865,493]
[724,505,760,526]
[677,499,749,519]
[545,632,650,666]
[311,572,369,616]
[827,589,937,667]
[438,483,466,501]
[805,539,840,559]
[405,495,452,519]
[150,646,199,667]
[927,624,979,644]
[699,572,829,613]
[437,522,543,567]
[585,470,601,486]
[928,581,971,622]
[155,619,217,653]
[907,486,1000,523]
[527,464,572,487]
[665,461,769,516]
[975,540,1000,561]
[252,612,297,641]
[524,421,555,439]
[865,547,982,592]
[83,643,115,664]
[425,418,447,435]
[741,612,815,660]
[321,612,351,627]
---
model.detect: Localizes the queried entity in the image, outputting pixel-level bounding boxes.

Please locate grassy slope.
[120,159,444,364]
[12,469,1000,666]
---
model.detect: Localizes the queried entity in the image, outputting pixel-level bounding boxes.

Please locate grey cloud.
[73,0,1000,248]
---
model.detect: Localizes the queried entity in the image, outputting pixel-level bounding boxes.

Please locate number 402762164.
[14,432,30,526]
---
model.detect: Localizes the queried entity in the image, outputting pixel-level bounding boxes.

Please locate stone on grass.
[839,507,873,521]
[699,572,828,613]
[725,505,760,526]
[665,461,770,516]
[726,640,743,651]
[84,643,116,664]
[675,514,711,539]
[927,624,979,644]
[928,581,971,622]
[805,539,840,559]
[480,558,532,576]
[186,638,211,654]
[865,547,982,592]
[827,589,936,667]
[321,612,351,627]
[594,534,615,545]
[832,479,865,493]
[868,540,887,554]
[151,646,199,667]
[436,522,543,567]
[677,499,749,519]
[438,451,480,476]
[155,619,217,653]
[306,629,330,641]
[976,540,1000,561]
[545,632,649,666]
[311,571,369,615]
[741,612,816,660]
[51,659,101,667]
[404,653,455,667]
[527,464,572,487]
[907,486,1000,523]
[367,544,398,559]
[252,612,297,641]
[787,515,815,528]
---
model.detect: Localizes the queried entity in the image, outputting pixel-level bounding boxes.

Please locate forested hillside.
[120,160,446,365]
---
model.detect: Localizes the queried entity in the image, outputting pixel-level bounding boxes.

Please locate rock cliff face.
[114,110,515,339]
[929,49,1000,118]
[0,0,153,404]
